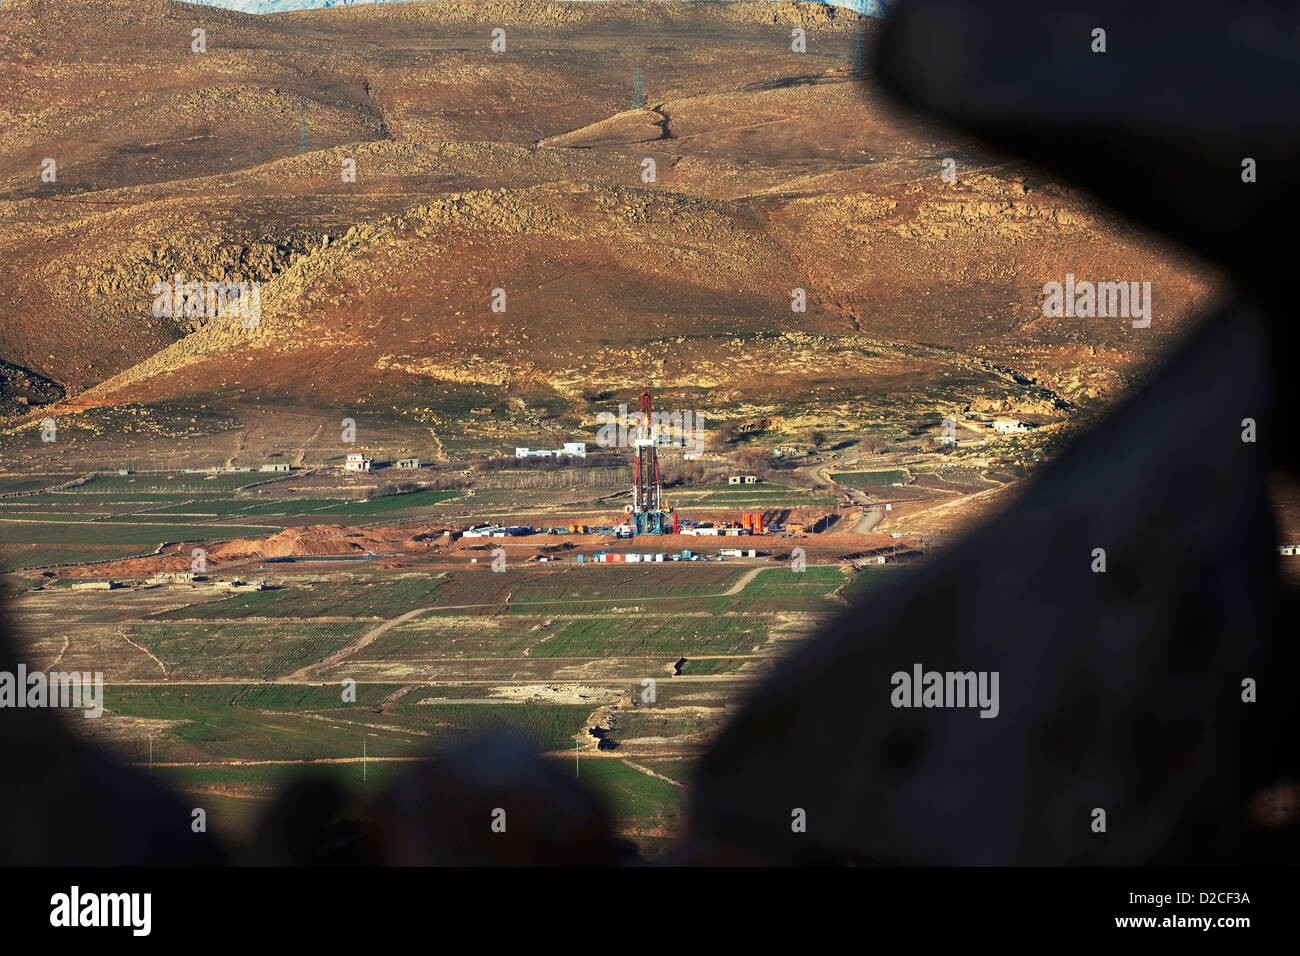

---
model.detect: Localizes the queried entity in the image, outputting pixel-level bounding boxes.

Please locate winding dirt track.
[281,605,432,682]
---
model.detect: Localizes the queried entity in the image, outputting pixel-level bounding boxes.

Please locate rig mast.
[619,386,677,535]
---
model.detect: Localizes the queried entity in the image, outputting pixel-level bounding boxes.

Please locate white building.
[344,452,372,472]
[992,419,1033,434]
[515,443,585,459]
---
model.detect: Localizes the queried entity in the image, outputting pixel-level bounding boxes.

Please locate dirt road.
[281,605,432,682]
[722,566,764,595]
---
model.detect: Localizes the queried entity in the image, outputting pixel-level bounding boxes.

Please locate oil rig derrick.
[616,386,678,536]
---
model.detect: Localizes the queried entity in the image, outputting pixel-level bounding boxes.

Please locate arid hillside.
[0,0,1221,465]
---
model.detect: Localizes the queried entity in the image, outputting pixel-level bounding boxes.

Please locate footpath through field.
[281,605,432,682]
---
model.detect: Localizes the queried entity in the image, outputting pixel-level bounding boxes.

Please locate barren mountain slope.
[0,0,1220,463]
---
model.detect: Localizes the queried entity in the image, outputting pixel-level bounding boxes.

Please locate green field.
[0,478,463,565]
[145,497,350,518]
[378,612,767,659]
[672,480,835,507]
[76,474,269,493]
[830,469,909,487]
[153,574,452,620]
[126,620,370,679]
[106,683,394,713]
[677,657,747,675]
[380,702,591,750]
[0,521,278,546]
[575,759,682,821]
[0,474,79,493]
[0,545,148,571]
[105,685,590,761]
[0,520,281,570]
[310,489,462,515]
[674,496,836,506]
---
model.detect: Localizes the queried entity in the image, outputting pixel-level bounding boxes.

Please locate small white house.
[517,444,584,459]
[344,452,372,472]
[993,419,1032,434]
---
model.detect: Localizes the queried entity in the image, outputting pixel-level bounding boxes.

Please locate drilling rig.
[614,386,678,536]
